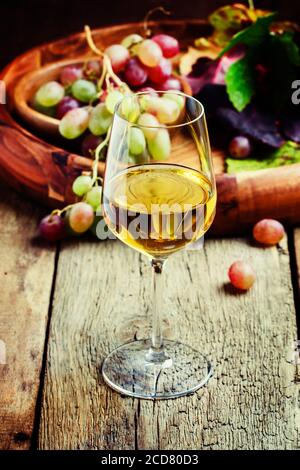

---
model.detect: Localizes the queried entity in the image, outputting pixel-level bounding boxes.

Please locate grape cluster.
[37,29,183,241]
[33,32,181,161]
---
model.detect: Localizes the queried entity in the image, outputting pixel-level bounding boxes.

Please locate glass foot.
[102,339,213,400]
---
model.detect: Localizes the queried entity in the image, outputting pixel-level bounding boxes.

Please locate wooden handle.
[211,164,300,236]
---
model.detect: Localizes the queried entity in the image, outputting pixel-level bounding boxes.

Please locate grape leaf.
[225,53,255,111]
[219,13,277,57]
[226,141,300,173]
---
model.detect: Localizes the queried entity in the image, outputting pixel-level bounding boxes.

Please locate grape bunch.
[33,31,181,160]
[37,28,184,241]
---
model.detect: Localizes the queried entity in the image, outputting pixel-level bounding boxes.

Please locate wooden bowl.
[13,58,192,138]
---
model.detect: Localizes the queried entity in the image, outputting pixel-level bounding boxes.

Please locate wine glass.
[101,91,216,399]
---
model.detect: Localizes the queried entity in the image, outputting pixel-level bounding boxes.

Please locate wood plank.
[0,183,56,449]
[39,235,299,450]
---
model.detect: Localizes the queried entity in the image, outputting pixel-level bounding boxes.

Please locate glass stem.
[146,258,168,364]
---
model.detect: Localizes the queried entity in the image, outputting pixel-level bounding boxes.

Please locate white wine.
[103,163,216,258]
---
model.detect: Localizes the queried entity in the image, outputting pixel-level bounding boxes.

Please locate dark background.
[0,0,298,69]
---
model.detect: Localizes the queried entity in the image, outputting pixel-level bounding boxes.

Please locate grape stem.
[143,6,171,37]
[51,204,75,217]
[248,0,255,9]
[84,25,130,93]
[92,126,111,185]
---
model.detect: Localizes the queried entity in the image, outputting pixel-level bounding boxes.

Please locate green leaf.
[226,141,300,173]
[219,13,277,57]
[225,54,255,111]
[266,32,299,112]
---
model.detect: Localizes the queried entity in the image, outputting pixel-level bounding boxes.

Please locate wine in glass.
[102,91,216,399]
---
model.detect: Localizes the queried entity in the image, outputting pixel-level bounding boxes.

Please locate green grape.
[72,175,93,197]
[128,127,146,155]
[162,92,185,111]
[137,113,159,140]
[69,202,94,233]
[71,79,97,103]
[120,97,140,122]
[88,103,113,136]
[121,33,143,49]
[35,81,65,107]
[59,108,89,139]
[105,90,124,114]
[86,186,102,210]
[148,128,171,160]
[156,98,180,124]
[128,149,151,164]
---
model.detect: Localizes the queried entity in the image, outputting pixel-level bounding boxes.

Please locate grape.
[72,175,93,197]
[124,58,148,87]
[162,92,185,110]
[35,81,65,107]
[59,108,89,139]
[105,90,124,114]
[69,202,94,233]
[145,97,180,124]
[88,103,113,136]
[229,136,252,159]
[120,96,140,122]
[136,39,163,67]
[228,261,255,290]
[121,33,143,49]
[84,60,101,79]
[148,57,172,84]
[159,76,182,91]
[148,128,171,160]
[82,134,103,158]
[86,186,102,210]
[39,214,65,241]
[128,127,146,155]
[56,96,80,119]
[60,65,83,86]
[137,113,159,140]
[71,79,97,103]
[152,34,180,58]
[105,44,130,72]
[253,219,284,246]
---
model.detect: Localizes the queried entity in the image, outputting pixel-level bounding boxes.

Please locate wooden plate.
[1,20,300,236]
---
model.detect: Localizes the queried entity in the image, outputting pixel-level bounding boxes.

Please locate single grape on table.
[228,261,256,290]
[253,219,284,246]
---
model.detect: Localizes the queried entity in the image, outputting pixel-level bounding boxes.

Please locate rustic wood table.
[0,182,299,451]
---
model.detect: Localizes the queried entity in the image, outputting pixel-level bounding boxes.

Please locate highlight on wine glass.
[102,90,217,399]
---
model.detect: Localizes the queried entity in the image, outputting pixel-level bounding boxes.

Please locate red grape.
[229,136,252,159]
[138,87,158,96]
[253,219,284,246]
[228,261,255,290]
[60,66,83,86]
[82,134,104,158]
[105,44,130,72]
[124,58,148,87]
[69,202,94,233]
[158,76,182,91]
[56,96,80,119]
[147,57,172,84]
[152,34,179,59]
[84,60,101,79]
[39,214,65,241]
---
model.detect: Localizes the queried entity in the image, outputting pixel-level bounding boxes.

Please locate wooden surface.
[0,184,299,450]
[0,183,56,449]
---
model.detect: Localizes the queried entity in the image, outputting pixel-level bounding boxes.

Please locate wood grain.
[0,183,56,449]
[39,235,299,449]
